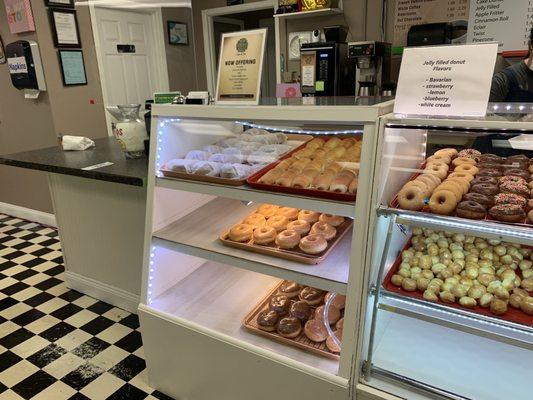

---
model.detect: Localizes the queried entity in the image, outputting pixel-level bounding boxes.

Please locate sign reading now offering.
[394,43,498,117]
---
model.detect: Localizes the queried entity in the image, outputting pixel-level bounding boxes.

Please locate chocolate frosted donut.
[277,316,302,338]
[503,168,530,180]
[456,201,486,219]
[472,176,498,186]
[471,183,499,196]
[299,287,325,305]
[278,280,302,298]
[480,154,503,164]
[269,294,290,315]
[289,300,312,321]
[477,168,502,178]
[494,193,527,208]
[489,204,526,223]
[257,310,279,332]
[478,163,504,172]
[463,192,493,209]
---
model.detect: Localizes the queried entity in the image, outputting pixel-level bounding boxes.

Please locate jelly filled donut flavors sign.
[393,148,533,226]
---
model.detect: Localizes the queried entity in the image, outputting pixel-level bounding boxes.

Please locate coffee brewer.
[347,41,391,96]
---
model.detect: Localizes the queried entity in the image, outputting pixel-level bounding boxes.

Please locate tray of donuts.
[219,204,352,265]
[247,136,361,202]
[391,148,533,227]
[160,129,308,186]
[383,229,533,327]
[243,281,345,359]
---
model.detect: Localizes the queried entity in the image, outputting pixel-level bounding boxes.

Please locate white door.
[95,8,157,106]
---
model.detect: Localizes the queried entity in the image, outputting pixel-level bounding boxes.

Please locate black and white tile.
[0,214,173,400]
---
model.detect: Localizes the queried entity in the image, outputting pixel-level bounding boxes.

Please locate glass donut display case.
[138,99,393,400]
[358,114,533,400]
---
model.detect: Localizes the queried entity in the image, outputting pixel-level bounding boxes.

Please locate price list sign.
[393,0,470,47]
[467,0,533,51]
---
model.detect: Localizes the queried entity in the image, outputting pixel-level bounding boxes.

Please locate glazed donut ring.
[426,154,451,165]
[429,190,457,215]
[242,213,266,228]
[275,229,301,249]
[318,214,345,227]
[446,177,470,194]
[287,220,311,235]
[426,161,450,172]
[435,181,463,201]
[299,234,328,254]
[310,221,337,240]
[419,172,442,187]
[448,172,474,183]
[298,210,320,224]
[253,226,277,245]
[278,207,299,220]
[266,215,289,232]
[229,224,254,242]
[424,164,448,180]
[397,186,426,211]
[415,174,439,190]
[454,164,479,176]
[404,180,431,196]
[452,157,476,168]
[435,148,458,158]
[256,204,280,218]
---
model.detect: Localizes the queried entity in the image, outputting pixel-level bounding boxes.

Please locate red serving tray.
[383,239,533,327]
[389,162,532,228]
[247,135,360,203]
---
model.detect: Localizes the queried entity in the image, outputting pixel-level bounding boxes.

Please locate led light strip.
[235,121,363,135]
[147,245,156,305]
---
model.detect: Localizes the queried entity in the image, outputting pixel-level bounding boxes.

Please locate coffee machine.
[347,41,391,96]
[299,26,353,97]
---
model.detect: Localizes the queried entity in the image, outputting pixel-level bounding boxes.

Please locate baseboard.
[65,271,140,314]
[0,201,57,227]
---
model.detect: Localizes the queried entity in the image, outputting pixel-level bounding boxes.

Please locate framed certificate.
[215,28,267,105]
[49,8,81,48]
[58,50,87,86]
[45,0,74,7]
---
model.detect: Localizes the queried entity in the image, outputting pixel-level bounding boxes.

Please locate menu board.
[215,28,267,105]
[393,0,470,47]
[467,0,533,52]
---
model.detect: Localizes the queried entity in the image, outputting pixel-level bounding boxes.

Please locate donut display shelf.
[219,213,353,265]
[247,136,361,202]
[389,162,533,228]
[382,238,533,327]
[243,282,342,360]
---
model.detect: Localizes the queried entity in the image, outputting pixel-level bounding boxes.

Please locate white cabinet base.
[139,305,350,400]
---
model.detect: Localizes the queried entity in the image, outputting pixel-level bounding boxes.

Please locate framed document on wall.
[58,50,87,86]
[45,0,75,7]
[49,8,81,48]
[215,28,267,105]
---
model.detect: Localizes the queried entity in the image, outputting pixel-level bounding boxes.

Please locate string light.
[234,121,363,135]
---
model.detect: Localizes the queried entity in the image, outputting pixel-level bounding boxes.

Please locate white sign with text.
[394,43,498,117]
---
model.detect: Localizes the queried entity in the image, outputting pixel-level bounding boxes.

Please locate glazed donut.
[426,154,451,165]
[297,210,320,223]
[397,185,426,211]
[277,207,299,220]
[452,157,477,168]
[275,230,301,249]
[415,174,439,190]
[446,177,470,194]
[304,319,328,342]
[310,222,337,240]
[458,149,481,160]
[448,172,474,183]
[266,215,289,232]
[242,213,266,228]
[454,164,479,176]
[426,161,450,171]
[318,214,345,227]
[424,164,448,180]
[404,180,431,196]
[435,181,463,202]
[253,226,277,245]
[287,220,311,235]
[418,172,442,187]
[299,234,328,254]
[428,190,457,215]
[228,224,254,242]
[435,148,458,158]
[256,204,280,218]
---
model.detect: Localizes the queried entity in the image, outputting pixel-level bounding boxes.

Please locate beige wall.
[0,0,107,214]
[162,7,198,93]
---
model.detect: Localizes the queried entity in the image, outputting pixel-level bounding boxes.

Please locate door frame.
[201,0,276,96]
[88,3,171,136]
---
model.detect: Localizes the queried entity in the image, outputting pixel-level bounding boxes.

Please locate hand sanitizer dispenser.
[6,40,46,99]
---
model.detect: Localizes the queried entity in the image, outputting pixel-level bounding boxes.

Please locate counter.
[0,137,148,312]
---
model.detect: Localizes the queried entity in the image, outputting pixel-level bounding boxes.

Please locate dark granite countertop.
[0,137,148,187]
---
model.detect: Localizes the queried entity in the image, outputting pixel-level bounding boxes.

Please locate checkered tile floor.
[0,214,173,400]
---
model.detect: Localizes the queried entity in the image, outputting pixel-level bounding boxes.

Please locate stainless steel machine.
[347,41,391,96]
